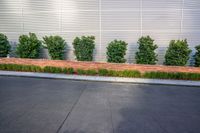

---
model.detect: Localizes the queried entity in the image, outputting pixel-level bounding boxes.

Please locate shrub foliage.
[63,67,74,74]
[43,35,66,60]
[0,64,42,72]
[135,36,158,64]
[0,33,11,57]
[16,33,41,58]
[194,45,200,67]
[164,39,191,66]
[1,63,200,80]
[77,69,97,75]
[106,40,128,63]
[43,66,63,73]
[144,71,200,80]
[43,66,74,74]
[73,36,95,61]
[98,69,141,77]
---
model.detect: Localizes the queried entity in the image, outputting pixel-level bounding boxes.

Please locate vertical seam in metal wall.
[59,0,62,34]
[21,0,24,33]
[140,0,143,36]
[99,0,102,61]
[180,0,185,38]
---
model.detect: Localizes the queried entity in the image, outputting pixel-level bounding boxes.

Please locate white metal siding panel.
[142,10,181,32]
[142,0,182,9]
[0,12,22,32]
[101,11,140,31]
[0,0,200,64]
[0,0,22,12]
[182,10,200,31]
[184,0,200,9]
[23,0,60,12]
[102,0,140,10]
[23,12,60,32]
[61,11,99,32]
[62,0,99,11]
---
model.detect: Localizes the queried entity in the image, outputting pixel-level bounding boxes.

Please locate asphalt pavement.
[0,76,200,133]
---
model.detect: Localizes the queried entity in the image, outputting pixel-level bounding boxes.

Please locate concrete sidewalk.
[1,70,200,87]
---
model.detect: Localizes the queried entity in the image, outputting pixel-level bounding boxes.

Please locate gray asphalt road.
[0,76,200,133]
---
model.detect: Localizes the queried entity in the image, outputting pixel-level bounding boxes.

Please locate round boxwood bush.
[164,39,191,66]
[16,33,41,58]
[106,40,128,63]
[135,36,158,64]
[0,33,11,57]
[43,35,66,60]
[72,36,95,61]
[194,45,200,67]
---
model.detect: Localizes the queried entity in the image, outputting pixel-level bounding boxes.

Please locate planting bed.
[0,58,200,74]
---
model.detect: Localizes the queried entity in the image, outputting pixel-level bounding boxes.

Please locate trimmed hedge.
[106,40,128,63]
[43,66,74,74]
[43,66,63,73]
[63,67,74,74]
[73,36,95,61]
[43,35,66,60]
[0,63,200,81]
[16,33,41,59]
[194,45,200,67]
[144,71,200,80]
[77,69,97,75]
[0,64,42,72]
[135,36,158,64]
[98,69,141,77]
[164,39,191,66]
[0,33,11,57]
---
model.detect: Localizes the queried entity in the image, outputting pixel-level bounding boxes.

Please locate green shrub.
[164,39,191,66]
[194,45,200,67]
[98,69,109,76]
[143,71,200,80]
[43,66,63,73]
[43,35,66,60]
[16,33,41,58]
[98,69,141,77]
[144,72,171,79]
[77,69,86,75]
[73,36,95,61]
[0,64,42,72]
[0,33,11,57]
[77,69,97,75]
[107,70,141,77]
[63,67,74,74]
[106,40,128,63]
[120,70,141,77]
[29,65,43,72]
[86,69,97,75]
[0,64,6,70]
[135,36,158,64]
[21,65,42,72]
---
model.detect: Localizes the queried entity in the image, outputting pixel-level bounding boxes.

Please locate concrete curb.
[0,70,200,87]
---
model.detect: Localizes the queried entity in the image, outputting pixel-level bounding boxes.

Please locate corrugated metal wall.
[0,0,200,64]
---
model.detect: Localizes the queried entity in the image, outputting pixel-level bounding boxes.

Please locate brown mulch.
[0,58,200,74]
